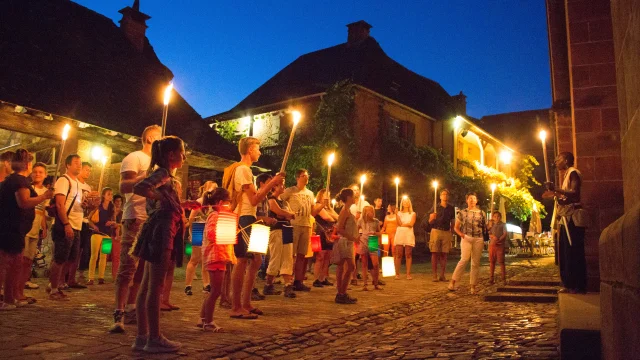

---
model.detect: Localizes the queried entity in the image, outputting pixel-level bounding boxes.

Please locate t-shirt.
[350,200,371,216]
[456,208,486,238]
[234,165,256,217]
[432,203,456,231]
[121,150,151,221]
[489,221,507,244]
[0,174,36,251]
[374,207,386,222]
[281,186,315,227]
[26,186,48,238]
[54,175,84,230]
[268,195,289,230]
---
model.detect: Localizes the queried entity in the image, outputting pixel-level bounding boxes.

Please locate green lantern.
[101,237,113,255]
[368,235,379,252]
[185,243,192,256]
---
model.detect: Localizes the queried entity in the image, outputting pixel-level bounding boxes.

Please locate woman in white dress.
[394,197,416,280]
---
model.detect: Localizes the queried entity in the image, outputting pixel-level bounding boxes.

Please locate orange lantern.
[215,211,237,245]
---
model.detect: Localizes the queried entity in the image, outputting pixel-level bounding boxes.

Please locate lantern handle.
[236,219,265,235]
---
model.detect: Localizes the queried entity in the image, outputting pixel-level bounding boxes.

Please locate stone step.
[484,292,558,303]
[497,286,559,294]
[507,279,562,287]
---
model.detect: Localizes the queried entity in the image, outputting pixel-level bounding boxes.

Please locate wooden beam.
[23,138,60,152]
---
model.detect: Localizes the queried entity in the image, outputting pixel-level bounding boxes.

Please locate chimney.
[346,20,372,45]
[452,91,467,115]
[118,0,151,53]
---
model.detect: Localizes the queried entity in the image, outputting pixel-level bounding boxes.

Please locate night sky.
[74,0,551,119]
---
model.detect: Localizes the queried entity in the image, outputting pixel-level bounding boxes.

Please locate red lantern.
[215,211,237,245]
[310,234,322,252]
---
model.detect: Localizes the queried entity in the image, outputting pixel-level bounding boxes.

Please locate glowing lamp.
[91,146,104,161]
[215,212,238,245]
[247,223,270,254]
[368,235,379,251]
[191,222,205,246]
[382,256,396,277]
[538,130,547,141]
[310,234,322,252]
[185,243,192,256]
[100,237,112,255]
[381,233,389,245]
[500,151,512,165]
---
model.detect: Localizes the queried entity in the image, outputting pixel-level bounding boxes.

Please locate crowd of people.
[0,125,586,354]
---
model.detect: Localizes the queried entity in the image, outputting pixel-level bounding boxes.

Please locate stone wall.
[600,0,640,358]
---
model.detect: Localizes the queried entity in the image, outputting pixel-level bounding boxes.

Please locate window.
[389,117,415,144]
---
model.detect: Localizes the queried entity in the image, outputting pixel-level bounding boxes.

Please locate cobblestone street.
[0,256,560,359]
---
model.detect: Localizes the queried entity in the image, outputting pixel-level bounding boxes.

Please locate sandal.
[219,300,232,309]
[202,322,223,332]
[406,275,413,280]
[374,285,384,290]
[248,308,263,315]
[229,313,258,320]
[394,275,400,280]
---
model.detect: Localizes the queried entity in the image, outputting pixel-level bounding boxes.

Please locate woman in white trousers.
[449,192,486,295]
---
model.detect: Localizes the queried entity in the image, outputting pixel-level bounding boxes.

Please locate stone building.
[207,20,517,213]
[0,0,237,197]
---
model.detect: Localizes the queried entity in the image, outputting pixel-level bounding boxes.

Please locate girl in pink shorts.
[198,188,237,332]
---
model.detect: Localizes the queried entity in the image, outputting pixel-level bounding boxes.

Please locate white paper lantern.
[247,223,270,254]
[381,233,389,245]
[215,212,238,245]
[381,256,396,277]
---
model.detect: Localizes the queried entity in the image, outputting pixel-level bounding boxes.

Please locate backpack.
[45,175,78,230]
[221,162,244,213]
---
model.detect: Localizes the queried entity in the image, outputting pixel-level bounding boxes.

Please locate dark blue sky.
[75,0,551,119]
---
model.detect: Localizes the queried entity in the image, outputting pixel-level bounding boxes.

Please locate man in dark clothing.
[374,198,386,222]
[428,189,456,281]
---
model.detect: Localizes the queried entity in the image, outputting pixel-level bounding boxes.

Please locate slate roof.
[208,36,457,122]
[0,0,237,160]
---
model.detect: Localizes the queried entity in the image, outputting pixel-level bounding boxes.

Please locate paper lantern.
[101,237,112,255]
[191,222,205,246]
[381,233,389,245]
[185,243,192,256]
[310,235,322,252]
[368,235,379,251]
[381,256,396,277]
[215,212,238,245]
[247,224,270,254]
[282,225,293,244]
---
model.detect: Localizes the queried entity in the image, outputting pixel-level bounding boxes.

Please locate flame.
[327,152,335,166]
[163,82,173,106]
[539,130,547,141]
[292,110,302,125]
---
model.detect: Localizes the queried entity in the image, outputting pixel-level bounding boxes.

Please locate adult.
[184,182,218,296]
[111,194,124,280]
[48,154,84,300]
[0,150,52,309]
[110,124,161,333]
[224,136,283,319]
[544,152,587,294]
[449,192,486,295]
[87,187,116,285]
[381,204,398,256]
[0,151,14,182]
[313,189,338,288]
[428,189,455,282]
[281,169,324,292]
[394,197,416,280]
[19,162,49,299]
[68,161,95,288]
[263,177,296,297]
[374,198,386,222]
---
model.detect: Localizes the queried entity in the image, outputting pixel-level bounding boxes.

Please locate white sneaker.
[144,335,181,353]
[131,335,146,351]
[0,302,17,311]
[24,281,39,289]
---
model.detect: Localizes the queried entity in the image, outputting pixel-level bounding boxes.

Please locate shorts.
[266,230,294,276]
[235,215,257,259]
[23,236,39,260]
[489,244,505,264]
[205,261,227,272]
[52,227,81,264]
[429,229,453,253]
[331,237,354,264]
[115,219,145,287]
[292,225,311,256]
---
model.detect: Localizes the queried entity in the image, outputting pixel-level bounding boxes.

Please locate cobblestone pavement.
[0,255,559,359]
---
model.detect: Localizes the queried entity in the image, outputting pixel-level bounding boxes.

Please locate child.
[130,136,186,353]
[198,188,237,332]
[357,206,382,291]
[333,188,358,304]
[487,211,508,284]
